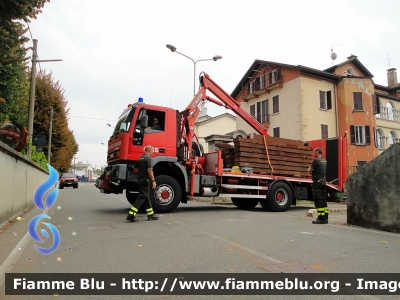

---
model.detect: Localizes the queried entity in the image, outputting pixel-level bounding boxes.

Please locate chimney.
[347,54,358,60]
[387,68,398,88]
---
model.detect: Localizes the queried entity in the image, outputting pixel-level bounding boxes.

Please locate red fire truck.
[96,73,346,213]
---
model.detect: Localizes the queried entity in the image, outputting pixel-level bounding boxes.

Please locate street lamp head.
[213,55,222,61]
[166,44,177,52]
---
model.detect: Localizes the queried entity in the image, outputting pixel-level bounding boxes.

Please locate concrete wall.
[0,141,48,225]
[346,143,400,232]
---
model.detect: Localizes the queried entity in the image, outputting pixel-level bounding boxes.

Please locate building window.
[353,92,363,111]
[386,101,395,120]
[350,125,370,145]
[373,94,381,116]
[389,130,398,146]
[357,160,367,168]
[375,97,382,118]
[261,99,269,123]
[248,81,253,94]
[375,128,384,149]
[272,95,279,114]
[270,70,277,84]
[256,102,261,122]
[250,104,255,118]
[319,91,332,110]
[321,124,328,139]
[254,76,263,91]
[273,127,280,137]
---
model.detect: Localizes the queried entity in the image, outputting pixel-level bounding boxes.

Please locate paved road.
[1,183,400,300]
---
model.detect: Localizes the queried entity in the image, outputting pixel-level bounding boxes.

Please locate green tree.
[0,0,50,125]
[33,71,78,172]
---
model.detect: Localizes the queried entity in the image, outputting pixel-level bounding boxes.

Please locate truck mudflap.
[97,171,124,194]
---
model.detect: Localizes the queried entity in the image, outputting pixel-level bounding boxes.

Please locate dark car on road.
[59,173,79,189]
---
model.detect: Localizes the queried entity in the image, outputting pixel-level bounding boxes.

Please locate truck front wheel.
[261,181,293,212]
[231,198,259,209]
[151,175,181,213]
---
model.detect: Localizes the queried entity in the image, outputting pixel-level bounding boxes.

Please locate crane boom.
[179,72,270,166]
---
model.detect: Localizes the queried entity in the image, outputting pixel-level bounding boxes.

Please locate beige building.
[71,162,94,179]
[374,80,400,153]
[194,106,236,152]
[231,61,340,141]
[230,56,400,175]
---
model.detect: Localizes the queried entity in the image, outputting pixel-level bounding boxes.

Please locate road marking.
[0,207,50,290]
[329,224,400,237]
[0,231,32,289]
[300,231,314,234]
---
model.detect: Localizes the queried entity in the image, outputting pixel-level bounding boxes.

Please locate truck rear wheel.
[231,198,258,209]
[261,181,293,212]
[151,175,181,213]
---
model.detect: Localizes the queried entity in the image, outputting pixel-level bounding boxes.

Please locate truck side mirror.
[140,115,148,128]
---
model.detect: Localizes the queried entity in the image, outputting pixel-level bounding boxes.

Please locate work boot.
[148,214,159,221]
[126,215,138,222]
[312,218,328,224]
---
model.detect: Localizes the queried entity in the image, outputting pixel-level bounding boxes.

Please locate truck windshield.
[112,108,136,137]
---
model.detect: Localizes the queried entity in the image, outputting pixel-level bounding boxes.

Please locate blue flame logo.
[28,164,60,254]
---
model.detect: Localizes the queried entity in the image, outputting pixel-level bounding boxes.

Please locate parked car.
[59,173,79,189]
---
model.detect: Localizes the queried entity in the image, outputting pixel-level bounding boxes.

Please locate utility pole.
[27,39,62,158]
[27,40,38,158]
[73,155,80,174]
[47,107,53,164]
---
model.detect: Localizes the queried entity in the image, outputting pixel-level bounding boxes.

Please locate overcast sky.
[27,0,400,169]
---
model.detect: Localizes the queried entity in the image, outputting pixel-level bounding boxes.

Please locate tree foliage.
[0,0,50,22]
[22,141,48,171]
[33,71,78,172]
[1,1,78,173]
[0,0,50,125]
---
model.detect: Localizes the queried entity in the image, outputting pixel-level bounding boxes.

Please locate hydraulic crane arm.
[179,72,270,166]
[200,73,270,136]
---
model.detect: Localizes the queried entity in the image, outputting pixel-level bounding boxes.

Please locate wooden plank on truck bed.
[244,134,305,146]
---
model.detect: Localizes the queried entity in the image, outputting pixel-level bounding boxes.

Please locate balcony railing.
[243,74,283,98]
[376,106,400,122]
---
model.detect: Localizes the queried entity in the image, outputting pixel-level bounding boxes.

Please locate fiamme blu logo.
[28,164,60,254]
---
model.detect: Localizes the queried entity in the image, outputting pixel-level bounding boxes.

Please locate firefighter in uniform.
[308,147,328,224]
[126,145,159,222]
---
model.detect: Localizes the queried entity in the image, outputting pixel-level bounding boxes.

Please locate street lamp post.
[166,44,222,95]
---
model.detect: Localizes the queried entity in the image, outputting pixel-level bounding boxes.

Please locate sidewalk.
[192,197,348,225]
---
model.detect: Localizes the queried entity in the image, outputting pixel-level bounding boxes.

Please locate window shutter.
[327,91,332,110]
[365,126,371,145]
[353,92,363,110]
[319,91,325,109]
[274,127,280,137]
[372,94,377,114]
[353,92,358,110]
[266,99,269,123]
[357,92,363,110]
[376,96,381,114]
[350,125,355,145]
[250,105,255,118]
[277,68,281,81]
[256,102,261,122]
[373,127,378,148]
